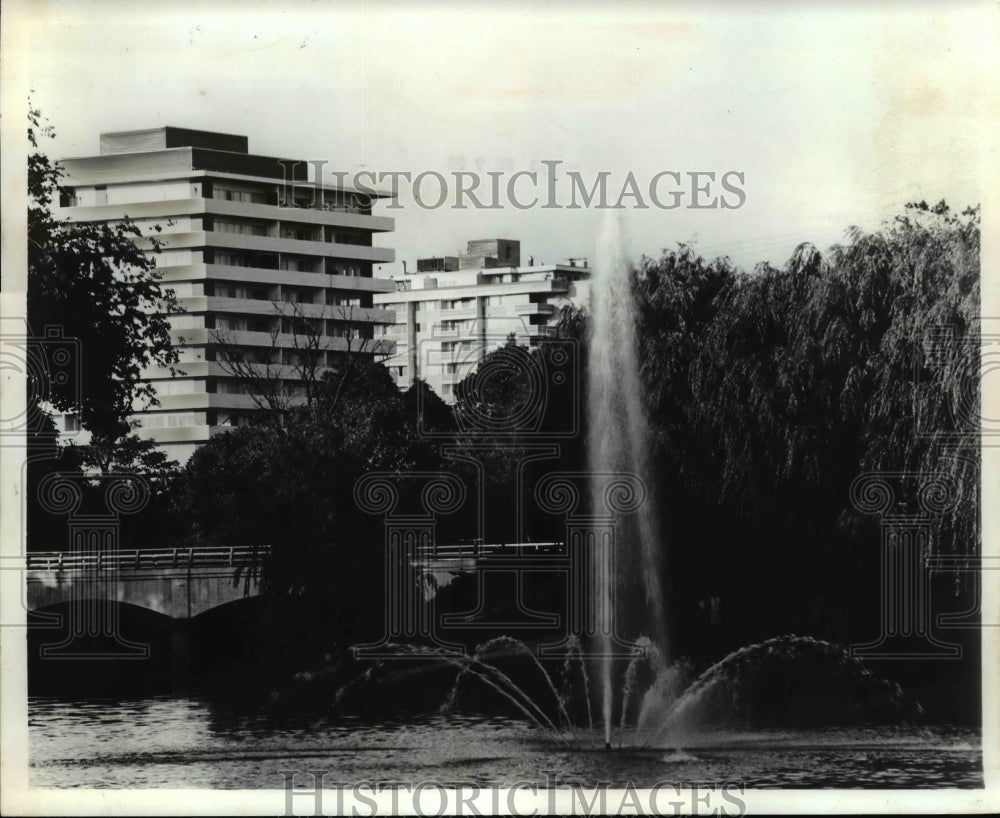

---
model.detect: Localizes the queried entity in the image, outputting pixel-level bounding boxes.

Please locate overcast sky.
[5,0,997,276]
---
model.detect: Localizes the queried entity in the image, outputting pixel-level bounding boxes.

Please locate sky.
[4,0,998,277]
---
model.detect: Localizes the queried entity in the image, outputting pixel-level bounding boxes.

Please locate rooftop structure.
[375,238,589,401]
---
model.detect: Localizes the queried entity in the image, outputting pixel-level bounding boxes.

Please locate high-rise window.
[215,219,267,236]
[214,187,266,204]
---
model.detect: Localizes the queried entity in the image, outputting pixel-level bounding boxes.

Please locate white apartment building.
[375,239,590,401]
[56,126,396,463]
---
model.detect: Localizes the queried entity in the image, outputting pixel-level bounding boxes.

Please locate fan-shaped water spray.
[643,635,911,745]
[381,642,570,743]
[442,636,573,736]
[291,631,921,760]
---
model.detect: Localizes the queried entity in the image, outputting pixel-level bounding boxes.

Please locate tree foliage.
[212,299,389,421]
[183,360,435,617]
[652,203,981,551]
[624,203,980,649]
[170,200,980,654]
[448,322,585,542]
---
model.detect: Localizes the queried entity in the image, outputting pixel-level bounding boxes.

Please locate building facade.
[375,239,590,401]
[56,126,396,463]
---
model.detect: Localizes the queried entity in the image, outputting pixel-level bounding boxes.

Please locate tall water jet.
[588,212,668,746]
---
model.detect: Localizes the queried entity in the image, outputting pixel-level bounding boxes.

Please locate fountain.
[289,630,913,759]
[290,214,914,745]
[588,211,668,747]
[263,213,933,775]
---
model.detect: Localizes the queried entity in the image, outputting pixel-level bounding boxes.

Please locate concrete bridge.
[26,546,268,620]
[415,541,565,588]
[23,541,565,673]
[24,542,561,617]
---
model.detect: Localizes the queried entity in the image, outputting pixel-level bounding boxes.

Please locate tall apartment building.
[375,239,590,401]
[56,126,395,463]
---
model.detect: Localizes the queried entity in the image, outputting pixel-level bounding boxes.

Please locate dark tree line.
[410,201,980,654]
[25,107,980,659]
[630,202,979,653]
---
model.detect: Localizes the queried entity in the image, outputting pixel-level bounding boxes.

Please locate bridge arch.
[27,599,177,695]
[25,547,266,620]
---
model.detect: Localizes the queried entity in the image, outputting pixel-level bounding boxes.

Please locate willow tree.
[626,203,979,648]
[831,202,980,552]
[671,202,980,555]
[633,246,739,492]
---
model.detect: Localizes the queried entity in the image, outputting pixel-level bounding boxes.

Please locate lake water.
[29,696,982,789]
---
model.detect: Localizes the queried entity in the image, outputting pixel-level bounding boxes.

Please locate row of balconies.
[171,296,392,324]
[165,326,395,352]
[196,286,375,309]
[143,362,374,402]
[425,306,478,321]
[131,229,394,262]
[374,277,569,307]
[141,343,395,382]
[210,216,374,247]
[156,263,396,293]
[210,316,375,337]
[386,302,554,325]
[209,182,373,215]
[60,195,394,233]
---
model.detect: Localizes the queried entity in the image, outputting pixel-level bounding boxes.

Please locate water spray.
[590,211,669,754]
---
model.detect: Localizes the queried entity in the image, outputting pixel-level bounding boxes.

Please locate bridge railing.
[26,546,270,572]
[26,542,561,571]
[415,542,565,561]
